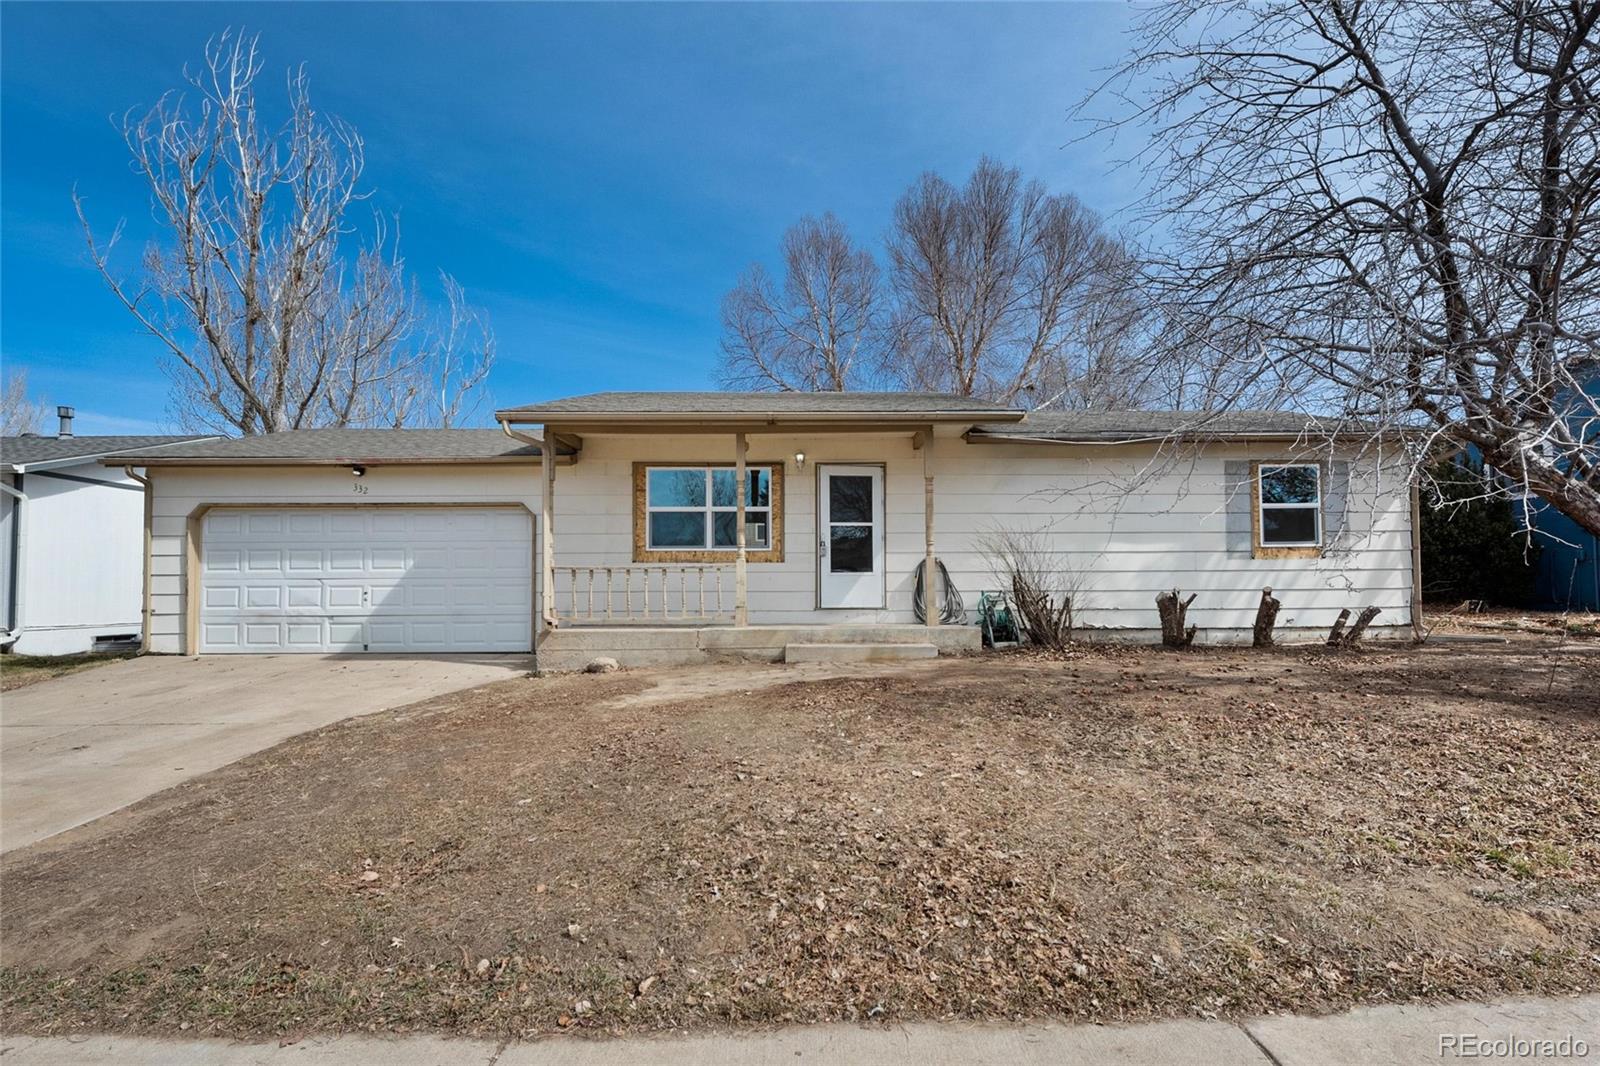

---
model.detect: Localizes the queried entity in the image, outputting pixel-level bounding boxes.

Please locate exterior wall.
[146,435,1416,654]
[551,431,1416,641]
[4,462,146,656]
[147,464,541,655]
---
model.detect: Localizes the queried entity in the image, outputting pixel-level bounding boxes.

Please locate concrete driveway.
[0,654,529,852]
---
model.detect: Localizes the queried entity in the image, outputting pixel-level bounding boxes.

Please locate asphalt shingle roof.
[497,391,1020,420]
[1,434,216,471]
[973,410,1379,442]
[106,429,545,464]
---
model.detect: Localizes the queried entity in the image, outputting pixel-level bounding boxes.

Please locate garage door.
[198,507,533,653]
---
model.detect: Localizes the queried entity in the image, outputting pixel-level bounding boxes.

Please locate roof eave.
[101,453,551,467]
[8,435,223,473]
[495,409,1026,427]
[965,427,1407,445]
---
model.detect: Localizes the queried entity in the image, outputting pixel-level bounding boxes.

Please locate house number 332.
[352,481,369,495]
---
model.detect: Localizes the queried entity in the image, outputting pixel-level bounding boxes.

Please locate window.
[1257,464,1321,547]
[637,464,782,560]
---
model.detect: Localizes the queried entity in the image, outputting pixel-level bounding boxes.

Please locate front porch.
[536,621,981,671]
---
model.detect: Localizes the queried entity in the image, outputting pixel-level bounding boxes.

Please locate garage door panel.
[206,548,242,573]
[199,507,532,653]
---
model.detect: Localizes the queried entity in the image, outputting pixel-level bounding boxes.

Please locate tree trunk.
[1342,606,1382,645]
[1156,589,1197,647]
[1252,587,1281,647]
[1327,608,1351,645]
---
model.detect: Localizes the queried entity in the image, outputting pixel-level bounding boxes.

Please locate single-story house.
[2,411,218,655]
[106,392,1419,669]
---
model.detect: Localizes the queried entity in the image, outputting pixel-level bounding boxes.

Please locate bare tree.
[886,156,1146,405]
[373,275,496,428]
[76,30,493,435]
[1089,1,1600,535]
[1,368,46,436]
[719,213,880,391]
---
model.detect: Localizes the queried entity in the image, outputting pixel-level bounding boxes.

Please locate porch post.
[923,432,940,627]
[734,431,749,625]
[541,437,557,626]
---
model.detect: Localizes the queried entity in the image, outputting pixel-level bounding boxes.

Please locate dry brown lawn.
[1,640,1596,1040]
[0,652,136,692]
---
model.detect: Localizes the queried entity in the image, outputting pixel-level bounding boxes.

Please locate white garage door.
[199,507,533,653]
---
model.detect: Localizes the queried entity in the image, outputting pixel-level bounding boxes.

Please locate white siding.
[147,436,1416,653]
[5,462,146,656]
[548,432,1416,639]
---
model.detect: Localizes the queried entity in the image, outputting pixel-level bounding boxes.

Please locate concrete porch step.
[784,642,939,663]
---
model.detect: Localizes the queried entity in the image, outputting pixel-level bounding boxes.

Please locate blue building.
[1529,366,1599,610]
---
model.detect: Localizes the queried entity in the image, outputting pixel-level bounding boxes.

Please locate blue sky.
[2,2,1138,434]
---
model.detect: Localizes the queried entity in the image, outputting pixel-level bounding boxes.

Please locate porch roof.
[496,391,1025,430]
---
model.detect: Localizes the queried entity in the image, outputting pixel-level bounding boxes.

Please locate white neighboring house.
[109,393,1421,670]
[1,412,218,656]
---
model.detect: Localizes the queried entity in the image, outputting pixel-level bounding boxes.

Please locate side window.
[1257,464,1321,549]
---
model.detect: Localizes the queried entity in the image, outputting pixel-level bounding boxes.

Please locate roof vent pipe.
[56,406,74,438]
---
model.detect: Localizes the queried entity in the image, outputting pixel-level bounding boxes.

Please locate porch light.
[794,450,806,471]
[351,464,366,477]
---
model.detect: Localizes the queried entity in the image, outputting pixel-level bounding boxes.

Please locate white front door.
[817,464,885,609]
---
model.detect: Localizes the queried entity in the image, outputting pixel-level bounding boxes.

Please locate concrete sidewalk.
[2,994,1594,1065]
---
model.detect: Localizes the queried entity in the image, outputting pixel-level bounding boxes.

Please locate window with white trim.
[645,466,773,550]
[1258,464,1321,546]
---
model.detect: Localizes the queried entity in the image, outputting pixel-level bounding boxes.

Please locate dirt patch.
[0,652,136,692]
[2,642,1596,1040]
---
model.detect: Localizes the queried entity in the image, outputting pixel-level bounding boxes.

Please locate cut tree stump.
[1343,605,1382,644]
[1327,608,1351,645]
[1156,589,1198,647]
[1252,587,1281,647]
[1328,605,1382,646]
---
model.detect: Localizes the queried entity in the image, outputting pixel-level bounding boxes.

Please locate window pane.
[649,469,706,507]
[747,468,770,507]
[830,524,872,572]
[712,468,771,507]
[1260,466,1319,504]
[1262,508,1318,544]
[713,510,769,548]
[829,475,872,523]
[650,511,705,547]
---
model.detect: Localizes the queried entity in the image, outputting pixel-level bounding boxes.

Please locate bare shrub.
[979,526,1080,650]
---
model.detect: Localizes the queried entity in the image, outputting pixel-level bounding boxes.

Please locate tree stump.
[1327,608,1351,645]
[1343,605,1382,644]
[1156,589,1197,647]
[1252,587,1281,647]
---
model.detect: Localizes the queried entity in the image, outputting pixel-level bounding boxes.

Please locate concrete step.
[784,642,938,663]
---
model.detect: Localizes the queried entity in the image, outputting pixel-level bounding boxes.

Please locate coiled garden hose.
[913,558,966,625]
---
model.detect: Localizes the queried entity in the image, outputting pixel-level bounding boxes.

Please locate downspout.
[500,419,550,669]
[1,474,24,650]
[124,466,153,654]
[1410,481,1424,641]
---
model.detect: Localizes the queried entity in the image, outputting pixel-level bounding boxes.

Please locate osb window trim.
[1250,460,1325,560]
[632,461,785,564]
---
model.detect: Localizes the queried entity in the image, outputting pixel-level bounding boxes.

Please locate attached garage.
[198,506,533,653]
[110,429,559,657]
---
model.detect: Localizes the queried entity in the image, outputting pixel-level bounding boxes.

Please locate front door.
[818,464,885,608]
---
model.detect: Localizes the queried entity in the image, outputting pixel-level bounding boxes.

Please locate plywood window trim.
[1250,460,1324,559]
[632,462,785,564]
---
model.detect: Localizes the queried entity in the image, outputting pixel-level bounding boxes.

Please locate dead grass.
[1,642,1596,1040]
[0,651,136,692]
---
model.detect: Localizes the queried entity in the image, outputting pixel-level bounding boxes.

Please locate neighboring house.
[108,393,1418,669]
[1,411,218,655]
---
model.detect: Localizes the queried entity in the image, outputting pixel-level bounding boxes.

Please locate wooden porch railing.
[555,565,735,625]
